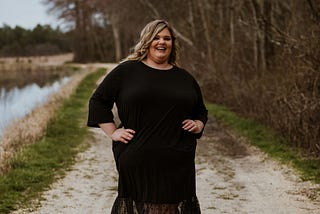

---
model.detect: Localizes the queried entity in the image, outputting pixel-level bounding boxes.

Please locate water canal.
[0,77,70,138]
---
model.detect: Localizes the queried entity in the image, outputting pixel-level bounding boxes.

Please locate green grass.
[206,103,320,184]
[0,68,106,213]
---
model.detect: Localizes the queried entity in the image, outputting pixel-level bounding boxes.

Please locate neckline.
[140,61,174,71]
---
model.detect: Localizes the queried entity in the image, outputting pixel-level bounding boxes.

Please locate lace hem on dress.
[111,196,201,214]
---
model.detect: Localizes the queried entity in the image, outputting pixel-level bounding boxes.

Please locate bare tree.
[42,0,320,155]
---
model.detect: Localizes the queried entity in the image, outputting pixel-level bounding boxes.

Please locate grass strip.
[206,103,320,184]
[0,68,106,213]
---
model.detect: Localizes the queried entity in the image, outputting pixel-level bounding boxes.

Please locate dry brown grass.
[0,53,73,68]
[0,62,92,174]
[0,54,74,89]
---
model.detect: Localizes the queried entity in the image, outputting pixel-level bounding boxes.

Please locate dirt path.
[13,64,319,214]
[14,117,319,214]
[22,128,118,213]
[196,118,319,213]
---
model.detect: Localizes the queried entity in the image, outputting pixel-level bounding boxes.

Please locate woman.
[87,20,208,213]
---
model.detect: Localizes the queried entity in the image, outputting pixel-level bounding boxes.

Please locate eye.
[164,36,171,41]
[153,36,160,40]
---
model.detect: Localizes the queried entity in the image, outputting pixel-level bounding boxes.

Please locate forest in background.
[2,0,319,156]
[0,24,71,56]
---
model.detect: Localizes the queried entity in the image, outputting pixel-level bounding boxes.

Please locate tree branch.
[306,0,320,22]
[139,0,194,46]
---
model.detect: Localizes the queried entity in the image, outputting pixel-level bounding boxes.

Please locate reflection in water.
[0,77,70,138]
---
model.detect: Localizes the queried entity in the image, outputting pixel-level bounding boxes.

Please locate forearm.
[182,119,205,134]
[194,120,204,132]
[99,122,136,144]
[99,122,117,138]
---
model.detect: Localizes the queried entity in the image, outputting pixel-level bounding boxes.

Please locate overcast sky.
[0,0,60,29]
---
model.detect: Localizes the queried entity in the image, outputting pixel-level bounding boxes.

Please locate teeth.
[156,47,166,50]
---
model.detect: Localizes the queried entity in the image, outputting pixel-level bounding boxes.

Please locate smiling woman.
[87,19,208,213]
[143,27,173,69]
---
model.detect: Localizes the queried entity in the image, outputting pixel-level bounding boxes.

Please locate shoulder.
[116,60,140,70]
[107,60,140,76]
[175,66,197,81]
[175,67,203,91]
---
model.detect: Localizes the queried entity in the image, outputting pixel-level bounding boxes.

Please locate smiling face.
[146,27,173,65]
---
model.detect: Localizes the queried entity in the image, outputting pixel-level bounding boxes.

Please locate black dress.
[87,61,208,213]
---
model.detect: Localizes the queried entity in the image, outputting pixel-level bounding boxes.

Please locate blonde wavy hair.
[124,20,179,66]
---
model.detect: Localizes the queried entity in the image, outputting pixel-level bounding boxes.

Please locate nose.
[158,38,165,44]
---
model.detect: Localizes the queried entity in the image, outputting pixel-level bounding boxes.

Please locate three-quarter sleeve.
[192,78,208,138]
[87,66,123,127]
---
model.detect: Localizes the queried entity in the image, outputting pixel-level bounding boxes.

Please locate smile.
[156,47,166,50]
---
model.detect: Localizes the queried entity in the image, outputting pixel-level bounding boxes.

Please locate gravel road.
[14,118,320,214]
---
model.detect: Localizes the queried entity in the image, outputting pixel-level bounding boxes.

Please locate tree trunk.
[229,0,235,72]
[112,24,122,62]
[251,0,266,72]
[264,0,273,70]
[73,0,83,62]
[197,0,213,65]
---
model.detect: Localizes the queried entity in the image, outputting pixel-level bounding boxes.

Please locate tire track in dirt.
[196,117,320,213]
